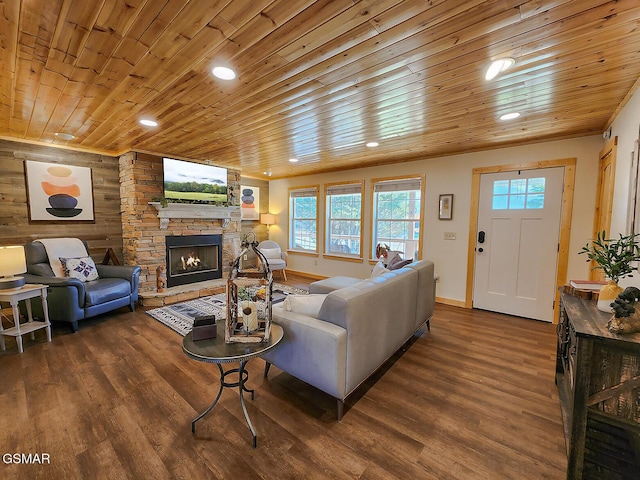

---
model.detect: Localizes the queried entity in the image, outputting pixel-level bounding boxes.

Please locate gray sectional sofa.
[263,259,435,419]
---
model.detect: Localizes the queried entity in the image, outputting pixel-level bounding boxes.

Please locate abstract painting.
[240,185,260,220]
[25,160,95,222]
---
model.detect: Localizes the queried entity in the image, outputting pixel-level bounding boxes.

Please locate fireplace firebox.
[165,235,222,288]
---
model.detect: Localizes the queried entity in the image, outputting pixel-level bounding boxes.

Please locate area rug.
[146,283,308,336]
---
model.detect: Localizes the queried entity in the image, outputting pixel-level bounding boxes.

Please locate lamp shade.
[0,245,27,289]
[260,213,276,226]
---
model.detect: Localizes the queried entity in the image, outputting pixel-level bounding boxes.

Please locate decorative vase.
[597,280,623,313]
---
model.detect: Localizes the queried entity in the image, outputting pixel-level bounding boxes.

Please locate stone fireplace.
[165,234,222,287]
[118,151,242,302]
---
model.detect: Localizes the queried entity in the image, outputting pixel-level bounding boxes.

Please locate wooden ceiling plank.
[14,0,64,138]
[87,1,328,150]
[0,0,21,126]
[76,1,233,147]
[228,0,636,137]
[219,0,276,29]
[135,0,490,148]
[277,0,404,63]
[57,1,192,141]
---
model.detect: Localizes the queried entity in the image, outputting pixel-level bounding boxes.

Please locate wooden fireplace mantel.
[149,202,240,229]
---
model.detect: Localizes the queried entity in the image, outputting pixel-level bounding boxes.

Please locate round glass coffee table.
[182,322,284,448]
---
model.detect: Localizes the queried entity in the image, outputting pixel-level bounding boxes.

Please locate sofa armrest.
[96,265,141,301]
[263,308,348,399]
[21,273,86,320]
[96,264,140,281]
[23,273,85,291]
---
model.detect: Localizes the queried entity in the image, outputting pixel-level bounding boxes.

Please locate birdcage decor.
[226,233,273,344]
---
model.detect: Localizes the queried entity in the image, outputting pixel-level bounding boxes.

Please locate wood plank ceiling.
[1,0,639,179]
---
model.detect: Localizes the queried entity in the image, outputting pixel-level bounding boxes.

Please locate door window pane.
[492,177,546,210]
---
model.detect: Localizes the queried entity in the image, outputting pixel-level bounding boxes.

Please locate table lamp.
[260,213,276,232]
[0,245,27,289]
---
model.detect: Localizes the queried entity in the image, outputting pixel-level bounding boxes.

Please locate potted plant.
[579,231,640,312]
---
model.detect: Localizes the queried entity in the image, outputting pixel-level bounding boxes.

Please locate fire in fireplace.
[165,234,222,288]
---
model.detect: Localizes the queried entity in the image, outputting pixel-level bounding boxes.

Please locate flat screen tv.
[162,158,227,204]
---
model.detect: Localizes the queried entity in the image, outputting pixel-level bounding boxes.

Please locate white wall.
[608,87,640,289]
[268,136,603,303]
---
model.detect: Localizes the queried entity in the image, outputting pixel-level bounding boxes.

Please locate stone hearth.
[138,279,227,307]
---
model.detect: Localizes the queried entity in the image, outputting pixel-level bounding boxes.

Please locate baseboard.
[436,297,468,308]
[286,269,327,280]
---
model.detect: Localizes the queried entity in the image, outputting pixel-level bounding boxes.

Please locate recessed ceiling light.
[500,112,520,121]
[55,132,74,141]
[485,57,515,81]
[139,119,158,127]
[212,66,236,80]
[366,142,379,147]
[289,158,298,163]
[263,171,272,176]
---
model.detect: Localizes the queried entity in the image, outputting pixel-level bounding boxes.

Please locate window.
[372,176,423,261]
[289,186,318,252]
[492,177,545,210]
[325,182,363,257]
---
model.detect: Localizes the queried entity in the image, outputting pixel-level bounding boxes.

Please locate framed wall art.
[24,160,95,222]
[241,185,260,220]
[439,194,453,220]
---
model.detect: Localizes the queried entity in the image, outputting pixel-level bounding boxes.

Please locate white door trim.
[465,158,576,324]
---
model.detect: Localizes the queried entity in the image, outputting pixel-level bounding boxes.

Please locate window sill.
[287,250,319,257]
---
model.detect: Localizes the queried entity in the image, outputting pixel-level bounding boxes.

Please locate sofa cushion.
[371,261,390,277]
[84,278,131,307]
[389,258,412,270]
[310,276,362,294]
[282,294,328,318]
[60,256,100,282]
[384,251,403,267]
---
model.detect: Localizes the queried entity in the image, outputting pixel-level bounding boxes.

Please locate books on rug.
[146,283,308,336]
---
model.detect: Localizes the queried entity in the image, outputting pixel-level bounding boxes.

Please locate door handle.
[478,231,486,243]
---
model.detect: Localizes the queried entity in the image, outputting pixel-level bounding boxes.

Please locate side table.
[182,322,283,448]
[0,284,51,353]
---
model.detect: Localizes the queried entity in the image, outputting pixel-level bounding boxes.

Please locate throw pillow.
[59,256,100,282]
[389,258,413,270]
[282,294,327,318]
[260,248,281,259]
[384,250,403,267]
[371,261,390,277]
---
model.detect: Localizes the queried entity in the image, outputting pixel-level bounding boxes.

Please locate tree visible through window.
[325,182,363,256]
[289,186,318,252]
[372,176,423,261]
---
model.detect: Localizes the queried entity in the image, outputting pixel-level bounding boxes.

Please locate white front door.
[473,167,564,322]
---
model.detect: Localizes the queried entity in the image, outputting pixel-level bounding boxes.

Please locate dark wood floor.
[0,274,567,479]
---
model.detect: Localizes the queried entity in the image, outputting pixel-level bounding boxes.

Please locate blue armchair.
[22,240,141,332]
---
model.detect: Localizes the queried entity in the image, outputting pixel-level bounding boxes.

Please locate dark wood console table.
[556,292,640,479]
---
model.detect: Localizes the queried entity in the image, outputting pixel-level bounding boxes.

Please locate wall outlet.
[444,232,456,240]
[243,254,248,260]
